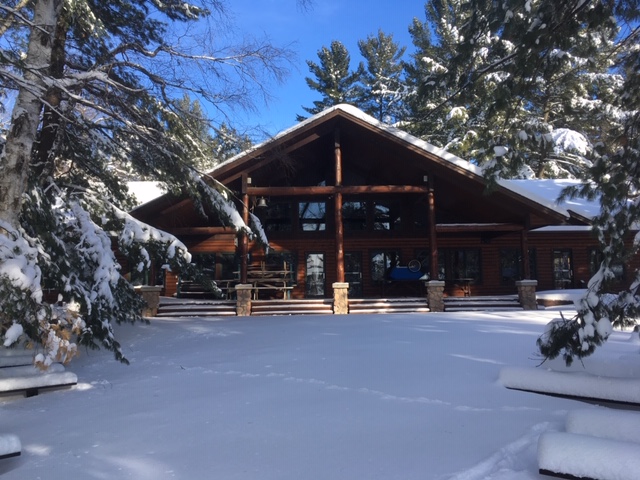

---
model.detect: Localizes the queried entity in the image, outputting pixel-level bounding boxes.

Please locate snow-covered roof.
[503,179,600,222]
[128,181,166,206]
[132,105,602,224]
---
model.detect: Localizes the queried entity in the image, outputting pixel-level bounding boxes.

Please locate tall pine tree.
[405,0,622,179]
[297,40,362,121]
[357,29,408,124]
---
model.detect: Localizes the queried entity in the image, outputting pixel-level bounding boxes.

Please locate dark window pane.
[299,202,326,231]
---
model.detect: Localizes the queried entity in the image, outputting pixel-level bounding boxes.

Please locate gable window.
[299,202,326,231]
[343,201,367,231]
[259,200,292,233]
[373,199,401,231]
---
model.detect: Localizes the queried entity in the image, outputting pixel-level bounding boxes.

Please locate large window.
[373,199,401,231]
[552,249,573,289]
[345,252,363,297]
[305,253,325,296]
[342,201,367,231]
[499,248,538,285]
[370,250,401,283]
[415,249,444,280]
[440,249,481,283]
[299,202,326,231]
[259,200,292,233]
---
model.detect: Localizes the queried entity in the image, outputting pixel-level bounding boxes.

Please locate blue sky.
[226,0,429,139]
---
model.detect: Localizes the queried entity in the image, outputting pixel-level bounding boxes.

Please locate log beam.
[246,185,429,196]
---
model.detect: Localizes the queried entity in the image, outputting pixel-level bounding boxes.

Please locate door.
[305,253,325,297]
[552,249,573,289]
[345,252,363,297]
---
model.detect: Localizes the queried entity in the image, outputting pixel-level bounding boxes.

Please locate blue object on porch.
[389,267,423,281]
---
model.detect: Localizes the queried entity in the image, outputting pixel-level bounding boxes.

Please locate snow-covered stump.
[426,280,445,312]
[134,286,162,317]
[235,284,252,316]
[516,280,538,310]
[332,282,349,314]
[0,434,21,460]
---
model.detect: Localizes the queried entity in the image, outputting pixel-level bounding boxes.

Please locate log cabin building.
[130,105,638,310]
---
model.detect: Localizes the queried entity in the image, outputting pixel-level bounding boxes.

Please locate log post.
[334,128,345,283]
[428,175,439,280]
[240,174,249,284]
[521,215,531,279]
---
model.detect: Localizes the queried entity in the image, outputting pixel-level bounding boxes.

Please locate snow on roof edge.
[184,104,571,219]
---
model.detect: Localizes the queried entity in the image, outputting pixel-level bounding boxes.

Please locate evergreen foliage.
[297,40,362,121]
[405,0,622,180]
[0,0,288,365]
[356,29,408,124]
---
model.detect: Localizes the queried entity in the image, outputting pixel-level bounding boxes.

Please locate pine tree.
[297,40,362,121]
[405,0,623,180]
[357,29,408,124]
[538,1,640,364]
[209,123,253,168]
[0,0,292,365]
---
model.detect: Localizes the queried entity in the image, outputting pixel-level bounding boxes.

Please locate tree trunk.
[0,0,62,226]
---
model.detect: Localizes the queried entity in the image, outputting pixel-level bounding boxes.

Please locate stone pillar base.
[235,284,253,316]
[332,282,349,315]
[426,280,445,312]
[516,280,538,310]
[134,286,163,317]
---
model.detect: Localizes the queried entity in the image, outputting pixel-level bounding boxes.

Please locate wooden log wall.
[159,227,639,300]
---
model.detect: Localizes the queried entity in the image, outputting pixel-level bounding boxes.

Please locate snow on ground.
[1,309,639,480]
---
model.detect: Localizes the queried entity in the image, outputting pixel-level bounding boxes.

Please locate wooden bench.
[0,362,77,398]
